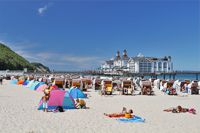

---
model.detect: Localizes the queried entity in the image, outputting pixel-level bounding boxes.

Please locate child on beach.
[76,98,86,109]
[42,87,51,112]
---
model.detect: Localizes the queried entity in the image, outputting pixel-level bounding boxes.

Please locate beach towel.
[117,116,145,123]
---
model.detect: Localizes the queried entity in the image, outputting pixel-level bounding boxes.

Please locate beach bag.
[56,106,64,112]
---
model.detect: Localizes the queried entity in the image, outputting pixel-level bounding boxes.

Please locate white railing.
[0,70,24,76]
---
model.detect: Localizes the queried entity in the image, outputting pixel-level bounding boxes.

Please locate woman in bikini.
[104,107,134,118]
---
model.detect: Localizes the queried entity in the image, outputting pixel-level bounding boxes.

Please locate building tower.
[122,49,128,59]
[115,50,121,60]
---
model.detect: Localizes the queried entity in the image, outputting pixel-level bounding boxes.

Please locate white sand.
[0,80,200,133]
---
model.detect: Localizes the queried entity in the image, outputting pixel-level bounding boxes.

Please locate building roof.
[105,60,114,65]
[129,57,150,62]
[129,56,170,62]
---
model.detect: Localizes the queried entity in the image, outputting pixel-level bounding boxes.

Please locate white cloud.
[38,3,52,15]
[36,52,56,59]
[35,52,104,70]
[62,55,99,64]
[0,39,104,71]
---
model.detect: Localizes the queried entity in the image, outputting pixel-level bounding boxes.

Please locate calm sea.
[86,73,199,81]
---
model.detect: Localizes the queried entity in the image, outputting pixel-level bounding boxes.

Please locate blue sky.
[0,0,199,71]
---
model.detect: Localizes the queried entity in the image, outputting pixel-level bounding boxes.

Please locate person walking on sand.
[92,78,96,90]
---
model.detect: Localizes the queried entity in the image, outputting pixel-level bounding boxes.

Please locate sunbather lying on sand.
[163,105,196,114]
[104,107,134,118]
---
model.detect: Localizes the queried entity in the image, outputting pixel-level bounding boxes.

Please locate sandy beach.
[0,80,200,133]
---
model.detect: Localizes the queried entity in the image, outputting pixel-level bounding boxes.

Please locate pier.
[1,70,200,80]
[82,70,200,80]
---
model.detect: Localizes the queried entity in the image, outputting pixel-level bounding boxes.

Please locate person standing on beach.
[42,87,51,112]
[92,78,96,90]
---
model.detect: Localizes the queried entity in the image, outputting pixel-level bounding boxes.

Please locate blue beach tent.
[68,87,87,99]
[29,81,40,90]
[23,80,29,85]
[34,82,45,90]
[10,79,18,84]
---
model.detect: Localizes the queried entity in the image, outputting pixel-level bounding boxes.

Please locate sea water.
[144,74,199,81]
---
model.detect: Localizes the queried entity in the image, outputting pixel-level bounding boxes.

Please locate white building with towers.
[101,50,173,73]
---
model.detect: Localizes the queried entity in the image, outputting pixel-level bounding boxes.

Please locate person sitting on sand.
[163,105,196,114]
[124,109,134,118]
[76,98,86,109]
[42,87,51,112]
[104,107,134,118]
